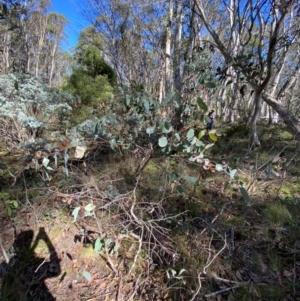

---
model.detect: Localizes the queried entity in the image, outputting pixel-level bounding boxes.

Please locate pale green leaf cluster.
[0,73,74,146]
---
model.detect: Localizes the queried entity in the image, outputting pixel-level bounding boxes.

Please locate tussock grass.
[266,203,291,226]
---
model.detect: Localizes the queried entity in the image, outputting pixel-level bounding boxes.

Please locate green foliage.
[72,202,96,222]
[76,26,104,52]
[2,73,250,205]
[78,46,116,85]
[224,123,250,137]
[0,192,18,217]
[67,69,114,105]
[0,73,74,150]
[71,201,123,257]
[196,97,208,112]
[92,233,124,255]
[80,88,216,161]
[70,87,252,204]
[1,3,8,16]
[266,203,292,226]
[240,186,252,204]
[63,45,116,124]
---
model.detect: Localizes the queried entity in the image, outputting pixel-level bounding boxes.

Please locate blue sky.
[49,0,89,50]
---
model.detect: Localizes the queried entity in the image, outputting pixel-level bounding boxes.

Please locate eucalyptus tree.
[0,1,25,73]
[164,0,173,97]
[0,0,68,86]
[21,0,51,77]
[194,0,300,145]
[75,25,104,55]
[53,50,73,87]
[173,0,183,94]
[80,0,168,95]
[43,12,68,86]
[0,2,46,75]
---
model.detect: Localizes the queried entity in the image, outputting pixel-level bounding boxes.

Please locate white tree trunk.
[3,31,11,73]
[34,14,48,77]
[174,0,183,94]
[165,0,173,94]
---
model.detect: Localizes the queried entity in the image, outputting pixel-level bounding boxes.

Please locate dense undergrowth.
[0,76,299,300]
[0,119,300,301]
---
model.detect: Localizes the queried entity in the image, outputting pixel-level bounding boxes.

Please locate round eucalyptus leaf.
[146,127,155,135]
[186,129,195,139]
[158,137,168,147]
[209,133,217,142]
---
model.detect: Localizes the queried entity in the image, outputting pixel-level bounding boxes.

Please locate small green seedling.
[0,192,19,216]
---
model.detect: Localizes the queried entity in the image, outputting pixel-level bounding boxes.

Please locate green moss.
[278,180,300,199]
[143,160,159,175]
[81,245,97,258]
[274,129,293,140]
[279,186,292,198]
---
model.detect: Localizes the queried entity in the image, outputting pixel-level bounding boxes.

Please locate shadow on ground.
[0,227,61,301]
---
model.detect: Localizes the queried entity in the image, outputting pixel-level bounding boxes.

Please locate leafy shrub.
[62,45,116,124]
[0,73,74,151]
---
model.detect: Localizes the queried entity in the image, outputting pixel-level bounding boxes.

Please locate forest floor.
[0,122,300,301]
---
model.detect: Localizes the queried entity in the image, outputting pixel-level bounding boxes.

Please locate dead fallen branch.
[204,284,240,299]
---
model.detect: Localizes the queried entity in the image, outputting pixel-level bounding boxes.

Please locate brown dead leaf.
[59,140,71,151]
[272,153,281,163]
[132,148,139,154]
[122,124,130,135]
[72,260,79,269]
